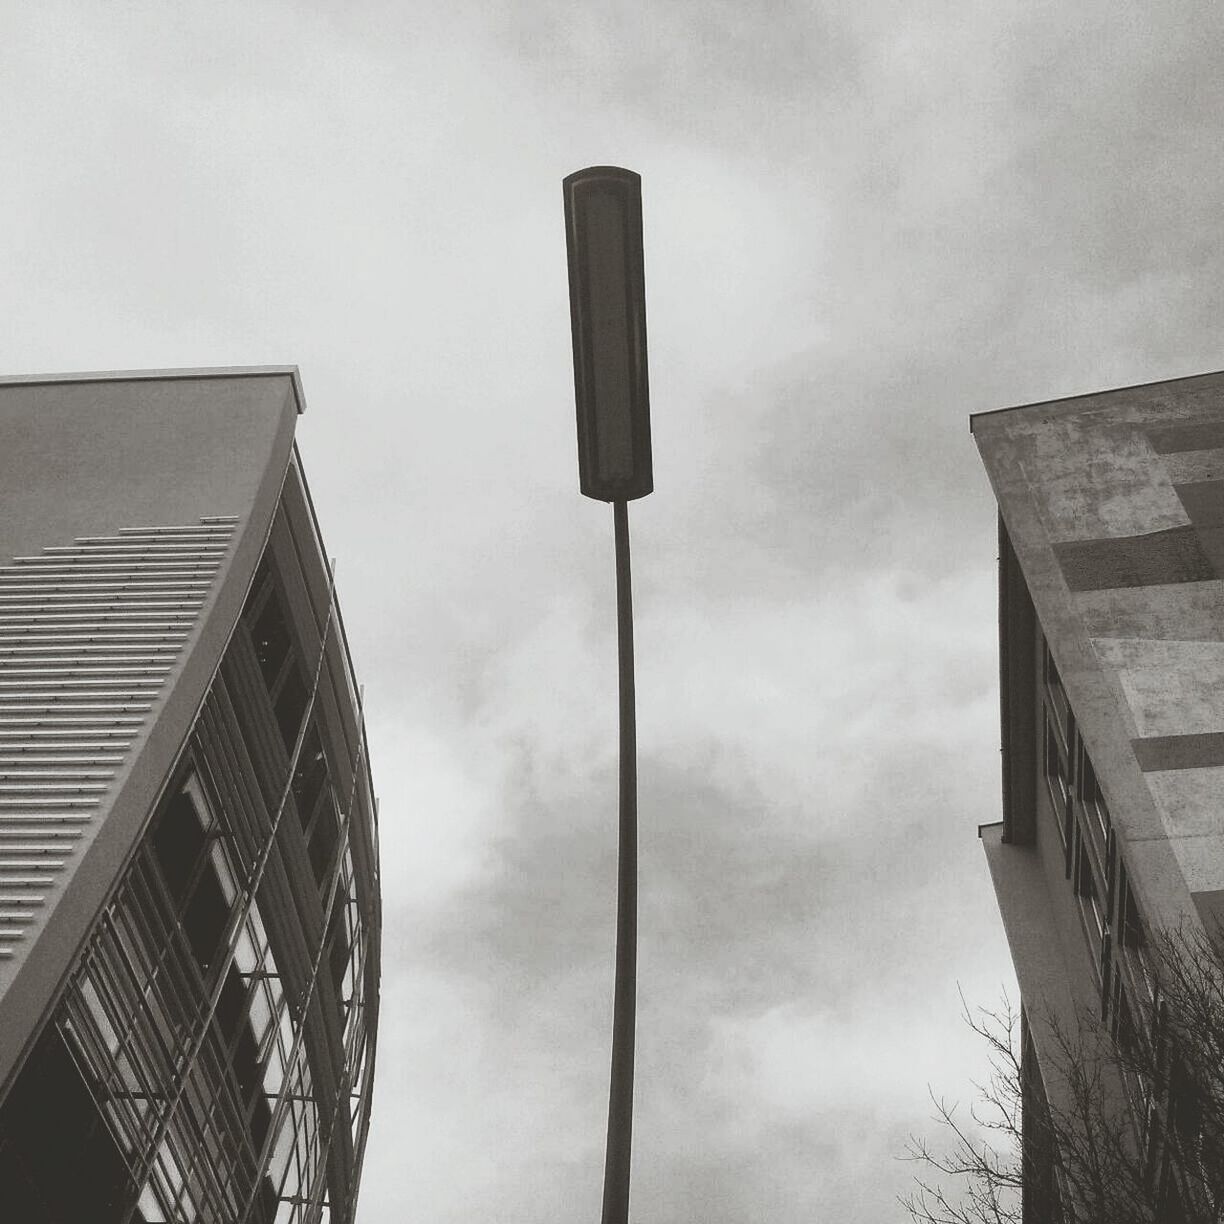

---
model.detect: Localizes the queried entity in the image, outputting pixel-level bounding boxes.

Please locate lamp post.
[562,165,653,1224]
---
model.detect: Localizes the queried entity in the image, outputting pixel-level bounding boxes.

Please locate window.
[249,565,292,692]
[1073,821,1106,954]
[243,559,311,752]
[1044,716,1072,855]
[1077,738,1111,851]
[150,787,233,979]
[41,763,340,1223]
[309,796,341,887]
[1044,642,1072,750]
[292,725,328,828]
[1117,864,1154,1003]
[151,790,209,910]
[0,1022,139,1222]
[1039,631,1153,1059]
[274,668,309,751]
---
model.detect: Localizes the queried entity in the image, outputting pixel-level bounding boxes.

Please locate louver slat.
[0,518,236,957]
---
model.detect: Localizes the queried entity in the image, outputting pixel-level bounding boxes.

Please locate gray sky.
[4,2,1224,1219]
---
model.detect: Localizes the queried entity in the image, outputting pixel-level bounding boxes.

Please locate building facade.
[0,369,380,1223]
[973,371,1224,1218]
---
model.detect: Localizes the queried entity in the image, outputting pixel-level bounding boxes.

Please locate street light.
[562,165,653,1224]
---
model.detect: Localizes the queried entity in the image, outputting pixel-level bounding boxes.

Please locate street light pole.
[604,496,637,1224]
[562,165,653,1224]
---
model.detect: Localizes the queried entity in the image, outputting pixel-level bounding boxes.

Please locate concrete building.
[973,370,1224,1217]
[0,369,380,1223]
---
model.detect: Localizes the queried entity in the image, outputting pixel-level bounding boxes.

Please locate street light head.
[563,166,653,502]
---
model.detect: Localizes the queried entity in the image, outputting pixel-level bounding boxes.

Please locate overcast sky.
[4,2,1224,1220]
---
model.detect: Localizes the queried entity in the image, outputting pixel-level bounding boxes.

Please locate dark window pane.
[327,892,350,989]
[1044,719,1072,854]
[0,1023,137,1222]
[217,968,270,1152]
[152,791,208,912]
[232,1021,261,1108]
[1045,644,1072,747]
[275,667,308,751]
[253,1175,278,1224]
[1122,876,1145,948]
[249,1092,272,1154]
[183,864,229,976]
[216,966,246,1046]
[243,559,273,618]
[292,724,328,828]
[1115,986,1135,1052]
[251,583,292,691]
[309,798,340,886]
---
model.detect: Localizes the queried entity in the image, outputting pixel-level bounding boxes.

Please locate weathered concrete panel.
[1054,528,1215,590]
[1132,734,1224,772]
[1094,637,1224,737]
[1074,581,1224,641]
[1162,834,1224,894]
[1164,448,1224,484]
[1144,766,1224,837]
[1175,479,1224,526]
[1193,888,1224,930]
[1196,526,1224,576]
[1149,420,1224,453]
[1020,421,1188,543]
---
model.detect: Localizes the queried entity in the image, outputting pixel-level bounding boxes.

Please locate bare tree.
[903,929,1224,1224]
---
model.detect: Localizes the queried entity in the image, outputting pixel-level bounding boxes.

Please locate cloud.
[6,1,1224,1220]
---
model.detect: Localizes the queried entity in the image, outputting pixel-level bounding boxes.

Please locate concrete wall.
[973,372,1224,937]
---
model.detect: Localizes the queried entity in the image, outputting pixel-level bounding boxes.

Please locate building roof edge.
[968,367,1224,432]
[0,365,307,414]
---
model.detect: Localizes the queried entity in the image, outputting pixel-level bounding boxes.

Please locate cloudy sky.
[4,2,1224,1219]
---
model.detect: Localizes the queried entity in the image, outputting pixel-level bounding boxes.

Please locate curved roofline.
[0,366,306,415]
[969,367,1224,431]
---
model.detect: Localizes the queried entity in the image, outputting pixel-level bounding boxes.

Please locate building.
[0,369,381,1223]
[973,370,1224,1217]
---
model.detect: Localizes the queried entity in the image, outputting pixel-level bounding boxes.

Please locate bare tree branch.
[901,926,1224,1224]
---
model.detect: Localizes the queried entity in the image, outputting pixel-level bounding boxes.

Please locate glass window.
[14,699,351,1224]
[309,797,340,887]
[275,668,309,751]
[151,790,210,911]
[292,724,328,829]
[136,1182,168,1222]
[182,858,231,977]
[327,890,351,991]
[151,1139,187,1217]
[1044,643,1072,749]
[235,923,261,977]
[251,585,292,691]
[251,1175,279,1224]
[244,559,273,616]
[1044,718,1072,854]
[80,975,122,1058]
[249,980,274,1049]
[1078,742,1110,848]
[0,1023,138,1222]
[209,841,239,906]
[268,1103,301,1199]
[1074,824,1107,964]
[1118,868,1154,1003]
